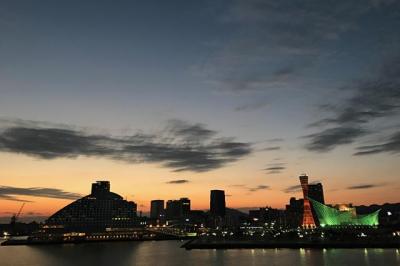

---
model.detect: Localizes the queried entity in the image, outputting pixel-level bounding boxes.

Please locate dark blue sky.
[0,0,399,210]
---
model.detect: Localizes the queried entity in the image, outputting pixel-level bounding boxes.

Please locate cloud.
[0,119,252,172]
[264,166,286,175]
[229,184,270,192]
[201,0,394,93]
[165,179,190,184]
[283,184,302,193]
[0,194,33,202]
[306,56,400,152]
[265,166,285,171]
[267,138,284,143]
[264,162,286,174]
[0,186,82,202]
[304,127,366,152]
[347,183,384,190]
[262,146,281,151]
[283,180,321,193]
[248,185,270,192]
[354,131,400,155]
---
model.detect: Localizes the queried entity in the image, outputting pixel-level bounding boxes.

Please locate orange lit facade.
[299,174,316,229]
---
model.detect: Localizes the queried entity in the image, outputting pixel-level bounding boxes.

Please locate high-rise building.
[165,198,191,220]
[308,182,325,225]
[150,200,165,220]
[308,183,325,204]
[180,198,191,216]
[299,174,316,229]
[285,197,303,228]
[210,190,226,217]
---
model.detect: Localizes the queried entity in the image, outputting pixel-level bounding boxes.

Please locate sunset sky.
[1,0,400,222]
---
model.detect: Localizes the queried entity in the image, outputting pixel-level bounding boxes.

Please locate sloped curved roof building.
[309,198,380,227]
[45,181,138,232]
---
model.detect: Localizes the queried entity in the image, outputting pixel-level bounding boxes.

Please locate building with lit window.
[150,200,165,221]
[45,181,138,232]
[165,198,191,221]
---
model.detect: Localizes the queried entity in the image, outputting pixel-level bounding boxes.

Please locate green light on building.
[309,198,380,226]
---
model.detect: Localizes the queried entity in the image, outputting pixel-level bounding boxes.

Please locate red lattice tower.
[299,174,316,229]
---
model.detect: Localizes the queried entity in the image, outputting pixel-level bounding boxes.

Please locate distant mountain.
[226,208,248,218]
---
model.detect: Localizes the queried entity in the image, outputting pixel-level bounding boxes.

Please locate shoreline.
[181,239,400,249]
[1,236,188,246]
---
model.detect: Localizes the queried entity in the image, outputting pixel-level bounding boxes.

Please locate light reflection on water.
[0,241,399,266]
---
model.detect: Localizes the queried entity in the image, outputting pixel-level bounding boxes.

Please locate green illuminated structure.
[309,198,380,227]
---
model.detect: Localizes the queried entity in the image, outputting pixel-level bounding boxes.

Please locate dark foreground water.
[0,240,399,266]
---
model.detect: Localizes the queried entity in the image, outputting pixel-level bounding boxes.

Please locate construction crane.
[10,203,25,225]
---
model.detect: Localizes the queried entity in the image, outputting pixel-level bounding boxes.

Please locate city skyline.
[1,0,400,221]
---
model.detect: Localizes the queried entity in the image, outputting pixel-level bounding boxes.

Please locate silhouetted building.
[308,182,325,226]
[308,183,325,204]
[166,198,191,220]
[45,181,138,232]
[150,200,165,221]
[180,198,191,216]
[91,181,110,197]
[285,197,303,228]
[210,190,226,217]
[188,210,207,226]
[249,207,287,228]
[299,174,316,229]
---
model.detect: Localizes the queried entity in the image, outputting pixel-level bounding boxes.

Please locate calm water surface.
[0,240,399,266]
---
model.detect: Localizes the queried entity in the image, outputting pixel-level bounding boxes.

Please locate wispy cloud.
[165,179,190,184]
[283,180,321,193]
[261,146,281,151]
[0,119,252,172]
[354,131,400,155]
[304,127,366,152]
[305,56,400,153]
[229,184,270,192]
[0,186,82,202]
[264,162,286,174]
[248,185,270,192]
[264,166,286,175]
[347,183,385,190]
[201,0,392,93]
[283,184,302,193]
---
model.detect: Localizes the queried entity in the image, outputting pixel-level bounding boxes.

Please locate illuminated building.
[210,190,226,217]
[299,174,316,229]
[45,181,138,232]
[309,198,380,226]
[248,207,287,228]
[180,198,191,215]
